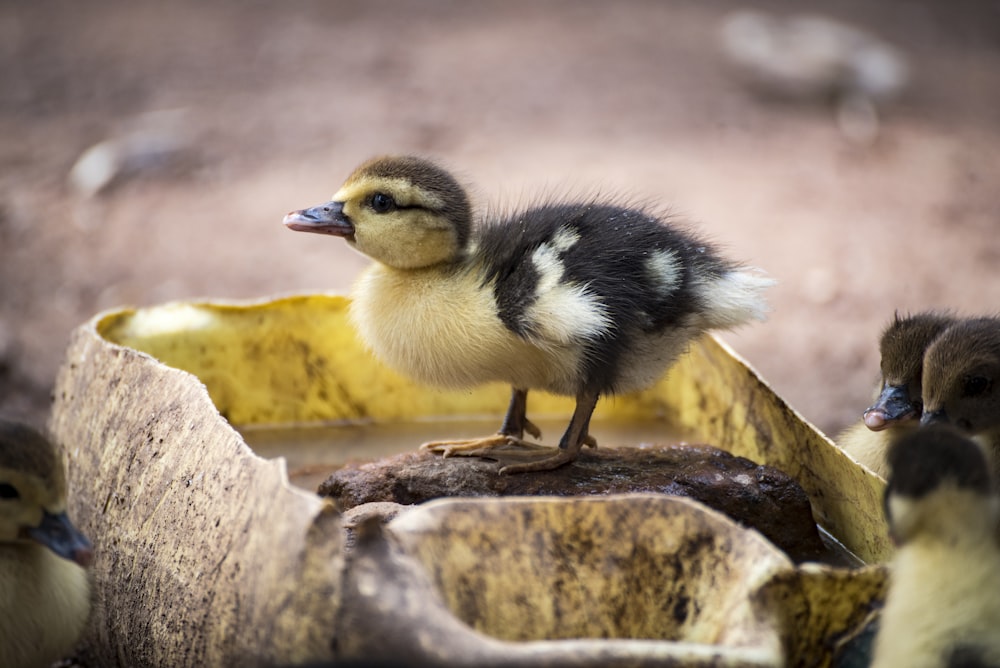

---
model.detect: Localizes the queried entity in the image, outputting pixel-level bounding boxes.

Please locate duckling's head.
[920,318,1000,435]
[863,312,954,431]
[885,424,996,545]
[284,156,473,270]
[0,421,92,566]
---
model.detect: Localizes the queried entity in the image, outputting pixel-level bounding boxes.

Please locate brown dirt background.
[1,0,998,439]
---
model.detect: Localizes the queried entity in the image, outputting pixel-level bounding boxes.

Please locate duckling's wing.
[479,203,730,342]
[478,203,756,393]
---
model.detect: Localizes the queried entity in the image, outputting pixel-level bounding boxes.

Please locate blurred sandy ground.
[0,0,997,436]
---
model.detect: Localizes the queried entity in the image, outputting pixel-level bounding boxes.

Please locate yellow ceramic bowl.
[49,294,888,667]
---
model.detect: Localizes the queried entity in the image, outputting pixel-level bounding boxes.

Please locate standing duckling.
[285,156,774,473]
[871,425,1000,667]
[0,419,92,667]
[920,317,1000,476]
[837,312,954,477]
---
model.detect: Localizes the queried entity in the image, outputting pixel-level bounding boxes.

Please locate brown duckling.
[284,156,774,473]
[920,317,1000,475]
[0,419,92,667]
[837,312,955,477]
[871,425,1000,667]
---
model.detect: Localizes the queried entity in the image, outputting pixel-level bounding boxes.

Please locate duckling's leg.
[420,388,548,456]
[499,387,543,441]
[491,388,597,449]
[499,390,600,474]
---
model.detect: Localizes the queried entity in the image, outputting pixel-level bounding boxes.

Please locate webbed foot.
[420,434,548,458]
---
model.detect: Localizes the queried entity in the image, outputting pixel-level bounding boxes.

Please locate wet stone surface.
[320,443,831,564]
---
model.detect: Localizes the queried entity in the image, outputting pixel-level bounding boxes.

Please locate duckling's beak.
[23,510,93,567]
[283,201,354,239]
[920,409,947,426]
[863,384,917,431]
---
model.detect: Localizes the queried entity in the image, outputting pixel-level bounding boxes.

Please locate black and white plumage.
[837,312,955,477]
[872,425,1000,668]
[0,419,92,667]
[921,317,1000,477]
[284,155,773,472]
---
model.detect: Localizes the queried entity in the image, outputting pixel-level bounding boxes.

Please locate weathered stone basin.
[48,294,890,667]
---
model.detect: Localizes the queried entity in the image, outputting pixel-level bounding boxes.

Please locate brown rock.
[319,443,829,563]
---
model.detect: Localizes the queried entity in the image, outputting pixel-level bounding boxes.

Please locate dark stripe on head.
[0,420,59,484]
[350,156,473,250]
[925,318,1000,375]
[886,424,992,501]
[879,311,955,384]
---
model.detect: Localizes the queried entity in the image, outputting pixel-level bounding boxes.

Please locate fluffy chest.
[349,263,583,393]
[0,546,90,666]
[873,541,1000,667]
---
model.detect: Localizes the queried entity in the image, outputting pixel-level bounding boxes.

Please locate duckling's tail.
[696,268,776,330]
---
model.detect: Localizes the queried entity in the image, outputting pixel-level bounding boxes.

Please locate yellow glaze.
[98,293,889,563]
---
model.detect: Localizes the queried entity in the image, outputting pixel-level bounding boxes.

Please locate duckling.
[0,419,92,668]
[871,425,1000,667]
[284,156,773,473]
[837,312,955,477]
[920,317,1000,476]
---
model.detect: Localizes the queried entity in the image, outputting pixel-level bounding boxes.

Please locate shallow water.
[816,526,866,569]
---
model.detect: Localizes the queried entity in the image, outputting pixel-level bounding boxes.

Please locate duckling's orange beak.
[283,201,354,238]
[22,510,93,567]
[863,384,918,431]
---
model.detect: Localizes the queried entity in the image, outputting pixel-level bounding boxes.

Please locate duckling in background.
[837,312,955,477]
[871,425,1000,667]
[864,313,956,430]
[921,317,1000,475]
[0,419,92,667]
[285,156,774,473]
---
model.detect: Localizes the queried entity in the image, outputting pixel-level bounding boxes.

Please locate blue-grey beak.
[920,409,948,426]
[864,384,919,431]
[24,510,93,567]
[283,201,354,238]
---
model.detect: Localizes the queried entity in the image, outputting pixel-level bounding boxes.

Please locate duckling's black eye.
[0,483,19,500]
[962,375,992,397]
[370,193,396,214]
